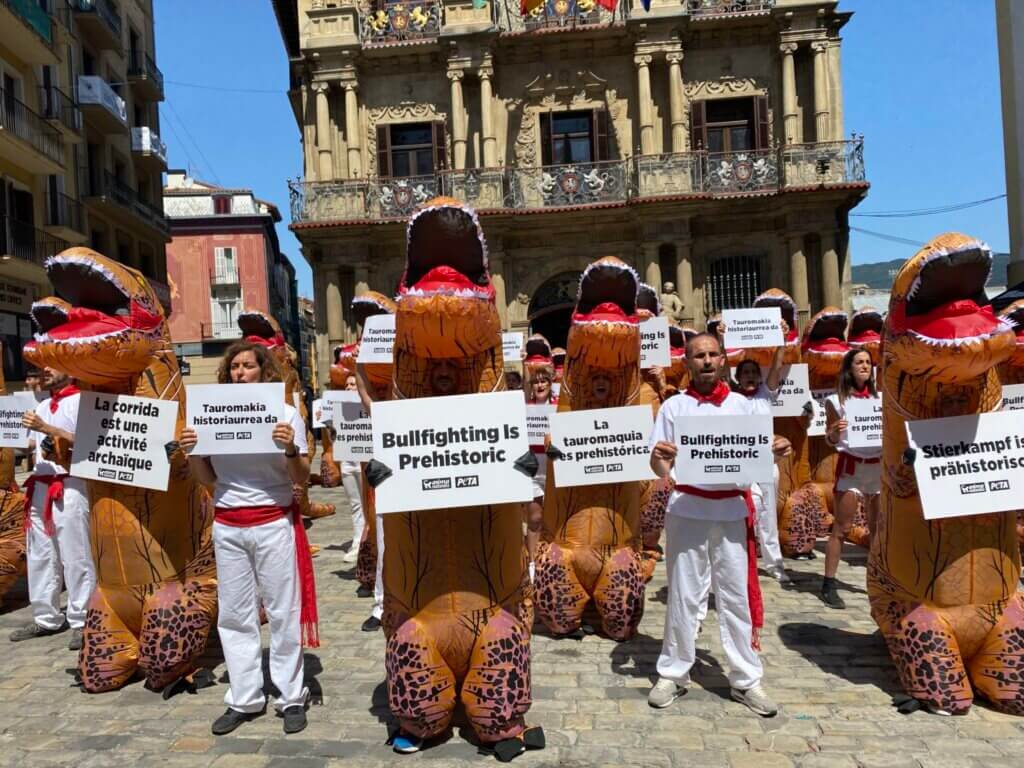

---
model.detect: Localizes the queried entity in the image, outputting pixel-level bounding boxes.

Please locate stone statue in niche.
[660,282,685,322]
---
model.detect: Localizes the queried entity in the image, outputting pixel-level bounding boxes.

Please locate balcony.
[83,170,169,238]
[0,215,69,271]
[44,190,87,242]
[201,321,241,340]
[0,87,65,174]
[128,50,164,102]
[38,86,82,138]
[210,267,240,287]
[0,0,57,64]
[131,126,167,171]
[685,0,774,18]
[78,75,128,133]
[72,0,122,52]
[361,0,440,45]
[519,3,614,33]
[505,160,628,208]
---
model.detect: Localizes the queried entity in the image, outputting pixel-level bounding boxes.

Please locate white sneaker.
[731,683,778,717]
[773,566,791,584]
[342,549,359,564]
[648,677,685,709]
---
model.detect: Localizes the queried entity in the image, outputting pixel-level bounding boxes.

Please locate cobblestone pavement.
[1,477,1023,768]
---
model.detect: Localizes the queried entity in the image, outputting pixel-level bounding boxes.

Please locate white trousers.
[26,480,95,630]
[213,518,308,713]
[658,515,762,690]
[341,471,365,552]
[753,466,784,571]
[372,514,385,620]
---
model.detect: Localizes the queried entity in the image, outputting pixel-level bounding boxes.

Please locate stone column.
[788,234,810,325]
[479,65,497,168]
[302,86,317,181]
[675,239,694,325]
[780,42,800,144]
[344,82,362,178]
[821,230,842,309]
[828,41,845,141]
[812,41,831,142]
[666,51,686,153]
[354,263,369,297]
[641,243,661,292]
[325,265,345,345]
[635,54,655,155]
[313,82,333,181]
[490,250,508,328]
[449,70,467,170]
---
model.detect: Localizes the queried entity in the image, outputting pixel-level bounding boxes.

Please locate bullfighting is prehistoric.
[0,344,26,607]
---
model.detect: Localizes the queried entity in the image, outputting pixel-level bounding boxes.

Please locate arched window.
[706,255,761,313]
[658,243,676,289]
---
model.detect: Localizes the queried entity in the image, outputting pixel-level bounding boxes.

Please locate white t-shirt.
[31,391,87,493]
[826,393,882,460]
[743,383,775,417]
[211,404,308,509]
[649,389,753,522]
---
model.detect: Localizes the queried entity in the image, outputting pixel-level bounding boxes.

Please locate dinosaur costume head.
[848,307,884,367]
[352,290,397,394]
[706,313,746,366]
[524,333,554,384]
[551,347,566,381]
[801,307,849,384]
[997,299,1024,384]
[636,282,660,318]
[663,323,689,392]
[744,288,802,366]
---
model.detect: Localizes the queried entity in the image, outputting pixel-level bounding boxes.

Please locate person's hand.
[751,627,761,652]
[22,411,46,433]
[828,419,848,439]
[652,440,677,462]
[273,422,297,455]
[179,427,199,454]
[716,322,726,340]
[779,318,790,337]
[772,436,792,458]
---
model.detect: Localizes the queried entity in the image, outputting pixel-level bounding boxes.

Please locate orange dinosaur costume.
[870,232,1024,715]
[0,347,27,607]
[997,300,1024,385]
[535,257,645,639]
[379,199,536,750]
[24,250,217,693]
[318,343,356,489]
[848,307,884,367]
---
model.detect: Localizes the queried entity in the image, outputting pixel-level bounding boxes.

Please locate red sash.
[23,474,67,537]
[834,451,880,495]
[215,504,320,648]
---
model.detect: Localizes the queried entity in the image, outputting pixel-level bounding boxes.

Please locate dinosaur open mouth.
[849,309,883,345]
[1002,305,1024,341]
[524,334,552,363]
[352,296,393,327]
[669,325,685,358]
[637,283,660,315]
[803,311,848,354]
[754,292,799,342]
[573,260,639,324]
[238,311,278,340]
[402,204,493,300]
[30,301,68,334]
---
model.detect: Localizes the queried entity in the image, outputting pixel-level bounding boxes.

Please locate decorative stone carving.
[684,76,764,98]
[660,283,685,322]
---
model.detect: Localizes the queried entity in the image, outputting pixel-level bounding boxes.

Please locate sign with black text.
[844,395,883,450]
[806,389,833,437]
[502,332,525,363]
[526,403,556,448]
[723,307,783,349]
[906,410,1024,520]
[325,390,373,462]
[312,398,327,428]
[549,405,656,487]
[640,316,671,368]
[1003,384,1024,411]
[0,392,38,448]
[371,391,532,514]
[674,414,774,484]
[72,393,178,491]
[729,363,810,418]
[185,383,285,455]
[357,314,396,364]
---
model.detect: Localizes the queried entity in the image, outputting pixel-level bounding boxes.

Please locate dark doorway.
[530,307,573,349]
[528,270,582,350]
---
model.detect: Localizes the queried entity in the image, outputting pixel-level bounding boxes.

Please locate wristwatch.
[285,446,298,458]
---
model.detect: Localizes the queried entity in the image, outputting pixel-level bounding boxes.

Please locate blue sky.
[154,0,1010,299]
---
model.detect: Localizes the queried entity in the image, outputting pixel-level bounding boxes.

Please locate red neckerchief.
[245,333,285,349]
[849,385,872,399]
[49,384,79,414]
[684,379,730,406]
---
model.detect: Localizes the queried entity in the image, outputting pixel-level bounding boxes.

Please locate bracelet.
[285,447,298,458]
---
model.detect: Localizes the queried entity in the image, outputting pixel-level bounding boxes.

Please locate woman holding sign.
[180,341,317,736]
[821,349,881,609]
[525,359,556,571]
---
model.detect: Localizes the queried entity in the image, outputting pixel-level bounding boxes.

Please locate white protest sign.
[185,383,285,455]
[1003,384,1024,411]
[371,390,532,514]
[729,363,810,418]
[674,414,774,484]
[357,314,395,364]
[552,382,562,399]
[549,405,656,487]
[0,392,38,448]
[312,398,327,428]
[723,307,783,350]
[502,332,524,363]
[640,316,671,368]
[844,395,883,450]
[906,410,1024,520]
[325,390,373,462]
[807,389,833,437]
[72,393,178,491]
[526,403,556,448]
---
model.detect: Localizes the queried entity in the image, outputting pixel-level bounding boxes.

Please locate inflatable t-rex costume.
[535,257,645,640]
[380,199,538,753]
[0,345,27,607]
[318,343,356,489]
[848,307,884,367]
[996,300,1024,385]
[870,232,1024,715]
[662,323,689,396]
[523,334,553,383]
[24,249,217,693]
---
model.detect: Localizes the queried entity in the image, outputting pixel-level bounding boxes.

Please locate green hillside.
[852,252,1010,289]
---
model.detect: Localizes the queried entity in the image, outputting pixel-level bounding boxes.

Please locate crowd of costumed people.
[0,200,1022,760]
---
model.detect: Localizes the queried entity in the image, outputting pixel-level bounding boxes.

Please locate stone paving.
[1,476,1023,768]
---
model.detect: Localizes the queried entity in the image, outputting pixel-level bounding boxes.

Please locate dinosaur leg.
[872,597,973,714]
[79,585,143,693]
[0,487,25,606]
[462,608,531,744]
[640,479,671,582]
[591,547,645,641]
[533,541,589,636]
[967,594,1024,715]
[138,577,218,690]
[385,618,457,740]
[778,483,824,557]
[356,485,378,591]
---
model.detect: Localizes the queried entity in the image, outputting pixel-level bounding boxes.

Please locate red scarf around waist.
[673,484,763,630]
[834,451,881,492]
[23,474,68,537]
[215,504,320,648]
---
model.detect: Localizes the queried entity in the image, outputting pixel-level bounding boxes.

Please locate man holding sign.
[646,333,784,718]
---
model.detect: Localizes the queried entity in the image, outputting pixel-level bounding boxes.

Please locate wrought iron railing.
[522,2,611,31]
[85,171,169,235]
[507,160,628,208]
[781,137,865,189]
[210,268,240,286]
[45,190,85,235]
[131,126,167,163]
[128,50,164,94]
[3,0,55,44]
[38,85,81,134]
[371,175,439,217]
[0,215,69,267]
[360,0,441,44]
[703,148,779,195]
[634,153,703,198]
[201,321,242,339]
[686,0,775,17]
[77,75,127,125]
[0,87,64,167]
[438,169,507,209]
[73,0,122,44]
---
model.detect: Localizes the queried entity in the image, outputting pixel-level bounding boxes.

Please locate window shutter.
[376,124,391,178]
[690,100,706,151]
[592,109,610,162]
[432,121,447,171]
[540,112,552,166]
[754,95,770,150]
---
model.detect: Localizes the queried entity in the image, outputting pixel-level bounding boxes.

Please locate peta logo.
[455,475,479,488]
[989,479,1010,492]
[422,477,451,491]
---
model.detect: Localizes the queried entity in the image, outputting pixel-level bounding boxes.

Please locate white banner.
[806,389,833,437]
[640,316,671,369]
[0,392,38,448]
[526,403,556,447]
[548,405,656,487]
[844,395,883,450]
[730,363,810,418]
[552,382,562,400]
[357,314,395,364]
[674,414,774,484]
[1003,384,1024,411]
[371,390,533,514]
[325,391,373,462]
[906,410,1024,520]
[72,393,178,491]
[185,383,285,455]
[502,332,525,363]
[311,398,327,428]
[723,307,783,349]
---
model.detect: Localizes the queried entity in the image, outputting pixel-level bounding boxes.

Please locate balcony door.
[214,246,237,282]
[691,96,769,153]
[706,255,762,314]
[539,109,610,166]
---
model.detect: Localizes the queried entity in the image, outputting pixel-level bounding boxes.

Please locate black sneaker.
[9,622,67,642]
[356,585,373,598]
[281,705,307,734]
[362,616,382,632]
[68,629,83,651]
[211,708,263,735]
[820,579,846,609]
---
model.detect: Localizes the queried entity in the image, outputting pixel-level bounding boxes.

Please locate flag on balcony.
[597,0,618,10]
[520,0,544,14]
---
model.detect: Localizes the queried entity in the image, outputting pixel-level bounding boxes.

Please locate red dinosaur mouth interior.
[574,262,639,324]
[754,295,798,339]
[803,313,848,353]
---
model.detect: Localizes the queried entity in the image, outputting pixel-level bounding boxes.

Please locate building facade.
[163,170,302,383]
[273,0,868,384]
[998,0,1024,288]
[298,296,317,388]
[0,0,169,382]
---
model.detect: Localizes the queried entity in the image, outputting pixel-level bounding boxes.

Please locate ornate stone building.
[273,0,868,384]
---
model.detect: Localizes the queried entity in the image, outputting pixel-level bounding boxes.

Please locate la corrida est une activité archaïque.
[89,397,162,471]
[383,425,520,469]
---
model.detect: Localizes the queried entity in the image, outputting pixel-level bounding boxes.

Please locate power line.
[163,101,221,185]
[851,194,1006,218]
[849,227,926,248]
[166,79,284,95]
[158,111,200,177]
